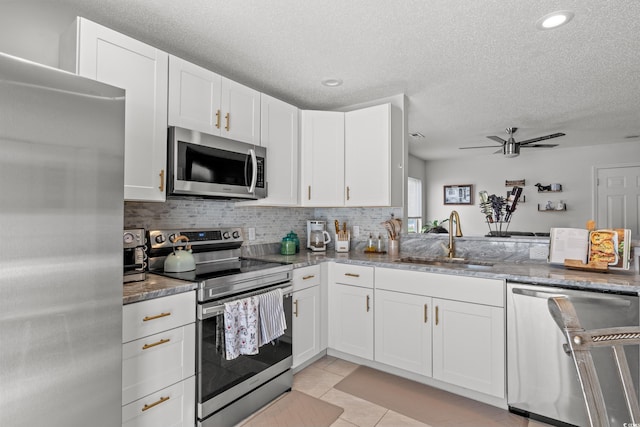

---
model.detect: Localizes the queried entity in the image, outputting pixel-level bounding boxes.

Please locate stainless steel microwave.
[167,126,267,199]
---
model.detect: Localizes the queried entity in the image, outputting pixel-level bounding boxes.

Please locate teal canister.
[280,237,295,255]
[288,231,300,253]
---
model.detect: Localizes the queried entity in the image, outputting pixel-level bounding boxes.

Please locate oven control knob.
[232,231,240,239]
[155,234,166,244]
[223,231,231,239]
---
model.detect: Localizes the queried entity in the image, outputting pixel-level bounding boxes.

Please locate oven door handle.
[199,285,294,320]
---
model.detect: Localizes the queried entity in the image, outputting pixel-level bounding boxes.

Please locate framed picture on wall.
[444,184,473,205]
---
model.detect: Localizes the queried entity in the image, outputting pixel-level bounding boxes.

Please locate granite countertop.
[255,250,640,294]
[123,273,197,305]
[123,249,640,304]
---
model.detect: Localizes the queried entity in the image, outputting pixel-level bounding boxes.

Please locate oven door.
[197,286,292,421]
[168,126,266,199]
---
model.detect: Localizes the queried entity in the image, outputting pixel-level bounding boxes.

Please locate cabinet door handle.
[308,185,311,200]
[294,299,299,317]
[142,312,171,322]
[142,338,170,350]
[424,304,428,323]
[366,295,370,312]
[346,186,350,201]
[159,169,164,192]
[225,112,230,131]
[302,275,315,280]
[435,306,439,326]
[344,273,360,278]
[142,396,170,412]
[215,110,221,129]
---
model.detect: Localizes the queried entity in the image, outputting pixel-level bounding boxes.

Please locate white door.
[72,18,168,202]
[168,55,222,135]
[220,78,261,144]
[596,164,640,235]
[292,286,320,368]
[432,298,504,398]
[374,290,432,376]
[345,104,391,206]
[329,283,373,360]
[300,110,345,206]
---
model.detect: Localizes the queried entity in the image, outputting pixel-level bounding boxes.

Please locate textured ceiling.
[27,0,640,159]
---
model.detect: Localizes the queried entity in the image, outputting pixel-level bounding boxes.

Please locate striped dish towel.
[257,288,287,346]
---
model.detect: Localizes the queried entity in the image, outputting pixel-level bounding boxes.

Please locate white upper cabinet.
[300,110,345,206]
[300,103,402,207]
[168,56,260,145]
[239,94,299,206]
[345,103,395,206]
[59,17,169,202]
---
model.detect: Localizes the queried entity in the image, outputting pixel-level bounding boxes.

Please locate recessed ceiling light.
[536,11,574,30]
[321,78,343,87]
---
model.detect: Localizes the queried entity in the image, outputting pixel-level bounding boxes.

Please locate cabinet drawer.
[293,265,321,291]
[333,263,373,288]
[122,376,195,427]
[122,323,196,405]
[123,291,195,343]
[375,268,503,307]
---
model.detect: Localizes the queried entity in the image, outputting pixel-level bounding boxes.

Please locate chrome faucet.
[447,210,463,258]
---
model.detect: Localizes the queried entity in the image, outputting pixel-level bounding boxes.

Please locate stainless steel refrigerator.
[0,52,125,426]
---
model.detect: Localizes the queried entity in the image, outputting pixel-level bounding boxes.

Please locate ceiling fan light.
[504,143,520,157]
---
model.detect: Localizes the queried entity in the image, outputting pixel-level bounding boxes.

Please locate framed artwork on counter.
[444,184,473,205]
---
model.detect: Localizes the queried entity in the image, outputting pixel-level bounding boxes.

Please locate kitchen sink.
[394,256,495,270]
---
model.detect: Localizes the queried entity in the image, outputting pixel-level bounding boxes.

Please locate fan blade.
[459,145,504,150]
[520,143,559,148]
[518,133,565,145]
[487,136,506,144]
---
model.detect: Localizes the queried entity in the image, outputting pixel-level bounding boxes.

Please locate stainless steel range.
[148,228,293,427]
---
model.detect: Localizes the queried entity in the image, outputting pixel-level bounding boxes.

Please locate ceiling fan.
[460,127,565,157]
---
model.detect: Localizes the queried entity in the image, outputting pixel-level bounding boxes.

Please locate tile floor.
[242,355,553,427]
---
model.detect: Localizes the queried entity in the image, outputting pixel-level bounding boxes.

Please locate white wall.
[424,141,640,236]
[0,1,75,67]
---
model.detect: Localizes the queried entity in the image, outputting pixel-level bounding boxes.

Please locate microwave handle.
[246,148,257,194]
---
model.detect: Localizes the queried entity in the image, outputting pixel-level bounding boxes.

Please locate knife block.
[335,232,350,253]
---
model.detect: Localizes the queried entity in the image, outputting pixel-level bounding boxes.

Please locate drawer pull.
[142,396,170,412]
[344,273,360,278]
[294,299,299,317]
[143,312,171,322]
[424,304,428,323]
[435,306,439,326]
[302,275,315,280]
[366,295,370,312]
[142,338,170,350]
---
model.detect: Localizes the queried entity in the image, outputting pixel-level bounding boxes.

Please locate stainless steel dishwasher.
[507,281,639,427]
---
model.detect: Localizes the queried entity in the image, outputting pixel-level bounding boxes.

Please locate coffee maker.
[307,220,331,252]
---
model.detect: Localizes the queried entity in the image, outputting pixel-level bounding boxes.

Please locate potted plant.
[422,219,449,234]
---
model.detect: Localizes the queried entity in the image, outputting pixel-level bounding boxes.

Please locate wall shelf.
[538,204,567,212]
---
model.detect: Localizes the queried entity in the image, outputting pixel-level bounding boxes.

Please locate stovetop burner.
[146,227,293,302]
[152,258,290,283]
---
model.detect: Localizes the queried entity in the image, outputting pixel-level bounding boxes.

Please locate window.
[407,177,423,233]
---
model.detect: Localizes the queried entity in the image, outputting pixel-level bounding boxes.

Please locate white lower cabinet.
[374,267,505,399]
[122,376,195,427]
[329,264,374,360]
[292,265,322,368]
[122,291,196,427]
[432,298,504,398]
[292,285,321,368]
[374,289,432,377]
